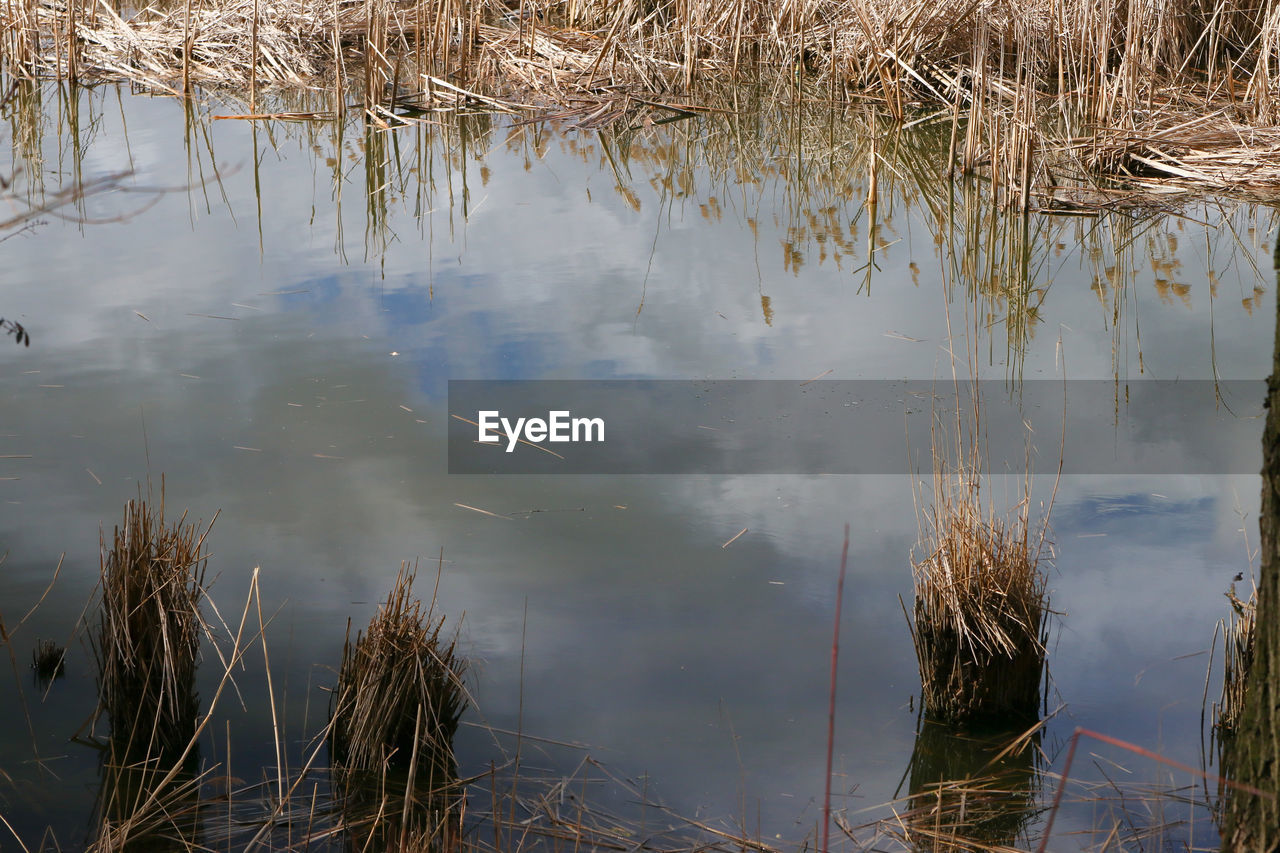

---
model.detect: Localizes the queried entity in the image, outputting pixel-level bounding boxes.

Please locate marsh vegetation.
[9,0,1280,205]
[2,19,1278,846]
[909,442,1052,726]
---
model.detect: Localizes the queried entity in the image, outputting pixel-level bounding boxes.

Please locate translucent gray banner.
[447,380,1264,475]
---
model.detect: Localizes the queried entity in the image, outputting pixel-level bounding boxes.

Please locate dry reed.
[331,759,463,852]
[9,0,1280,198]
[184,742,783,853]
[1214,580,1257,739]
[908,399,1052,725]
[327,561,468,850]
[330,561,467,783]
[853,722,1225,850]
[95,488,213,759]
[86,486,216,852]
[90,750,206,852]
[11,75,1274,368]
[1209,577,1258,831]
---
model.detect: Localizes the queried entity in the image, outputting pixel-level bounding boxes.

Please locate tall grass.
[91,749,205,852]
[1209,579,1257,833]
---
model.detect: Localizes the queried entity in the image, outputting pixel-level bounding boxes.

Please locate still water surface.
[1,84,1276,848]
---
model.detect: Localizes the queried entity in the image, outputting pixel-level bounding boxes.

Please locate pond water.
[1,83,1276,849]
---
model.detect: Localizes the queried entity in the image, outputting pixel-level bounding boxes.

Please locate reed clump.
[95,490,213,759]
[330,561,467,785]
[1214,580,1257,739]
[909,414,1052,725]
[31,638,66,686]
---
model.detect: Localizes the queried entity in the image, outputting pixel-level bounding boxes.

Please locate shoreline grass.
[328,559,468,848]
[84,485,217,850]
[6,0,1280,201]
[6,74,1276,370]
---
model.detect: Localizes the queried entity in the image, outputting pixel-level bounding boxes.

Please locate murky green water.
[1,83,1275,849]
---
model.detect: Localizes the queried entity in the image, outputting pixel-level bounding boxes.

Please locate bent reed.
[6,0,1280,200]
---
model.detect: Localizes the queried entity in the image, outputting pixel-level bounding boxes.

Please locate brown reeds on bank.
[331,561,467,780]
[9,0,1280,198]
[909,406,1052,725]
[96,488,214,758]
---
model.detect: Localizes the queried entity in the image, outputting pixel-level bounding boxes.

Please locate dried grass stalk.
[910,412,1051,724]
[330,560,467,782]
[96,489,212,758]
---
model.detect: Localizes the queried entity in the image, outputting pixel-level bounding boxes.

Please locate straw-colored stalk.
[330,561,466,850]
[96,491,212,759]
[909,418,1051,724]
[330,561,467,783]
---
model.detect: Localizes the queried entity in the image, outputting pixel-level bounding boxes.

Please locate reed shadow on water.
[899,717,1045,852]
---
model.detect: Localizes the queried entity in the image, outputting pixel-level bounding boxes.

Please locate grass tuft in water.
[901,717,1045,851]
[94,485,213,759]
[909,397,1052,725]
[1214,579,1257,740]
[88,483,215,850]
[330,560,467,784]
[30,637,66,686]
